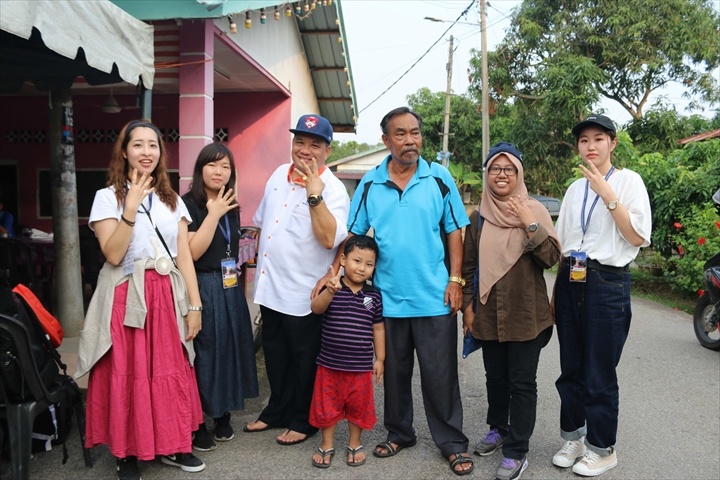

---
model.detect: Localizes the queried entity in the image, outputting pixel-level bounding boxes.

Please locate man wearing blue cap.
[246,114,350,445]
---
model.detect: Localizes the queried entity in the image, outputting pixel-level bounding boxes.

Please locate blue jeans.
[554,263,631,454]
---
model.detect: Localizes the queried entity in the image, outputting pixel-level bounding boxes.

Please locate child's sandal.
[312,447,335,468]
[347,445,366,467]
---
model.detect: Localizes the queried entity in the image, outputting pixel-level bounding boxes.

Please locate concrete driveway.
[10,273,720,479]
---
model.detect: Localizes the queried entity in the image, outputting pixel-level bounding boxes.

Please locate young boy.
[309,235,385,468]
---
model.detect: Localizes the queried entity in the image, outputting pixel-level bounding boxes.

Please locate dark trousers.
[554,263,632,451]
[257,306,321,435]
[384,315,468,457]
[480,327,552,460]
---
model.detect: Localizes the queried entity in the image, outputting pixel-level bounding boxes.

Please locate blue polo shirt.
[348,156,469,318]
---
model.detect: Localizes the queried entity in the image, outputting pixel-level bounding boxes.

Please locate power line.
[358,0,477,114]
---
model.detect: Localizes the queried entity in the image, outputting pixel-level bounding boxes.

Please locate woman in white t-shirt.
[552,114,652,477]
[79,120,206,479]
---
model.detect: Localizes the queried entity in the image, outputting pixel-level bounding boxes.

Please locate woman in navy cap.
[552,114,651,476]
[461,142,560,480]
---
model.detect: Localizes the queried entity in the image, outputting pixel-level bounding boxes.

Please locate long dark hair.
[188,143,238,207]
[107,119,177,210]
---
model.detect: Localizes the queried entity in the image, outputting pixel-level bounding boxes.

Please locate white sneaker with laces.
[552,438,587,468]
[572,448,618,477]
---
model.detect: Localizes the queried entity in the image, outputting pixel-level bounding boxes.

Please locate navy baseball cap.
[484,142,523,167]
[572,114,616,136]
[289,114,333,144]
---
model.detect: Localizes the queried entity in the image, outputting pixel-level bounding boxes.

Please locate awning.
[0,0,155,90]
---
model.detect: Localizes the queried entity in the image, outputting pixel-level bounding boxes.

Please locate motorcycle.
[693,188,720,351]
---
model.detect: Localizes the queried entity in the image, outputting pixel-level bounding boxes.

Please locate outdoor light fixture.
[286,5,292,16]
[228,15,237,33]
[245,11,251,29]
[260,8,267,24]
[274,7,280,20]
[295,2,301,15]
[102,91,122,114]
[304,1,309,13]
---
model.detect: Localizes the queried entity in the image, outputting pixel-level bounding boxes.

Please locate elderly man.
[245,114,350,445]
[346,107,473,475]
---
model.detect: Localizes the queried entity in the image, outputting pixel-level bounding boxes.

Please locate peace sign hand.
[206,185,238,220]
[325,265,342,295]
[579,159,614,201]
[298,156,326,196]
[126,168,154,211]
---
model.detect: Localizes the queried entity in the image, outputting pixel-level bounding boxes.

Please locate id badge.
[569,251,587,283]
[221,257,238,289]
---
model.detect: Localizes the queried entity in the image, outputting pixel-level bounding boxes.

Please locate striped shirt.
[316,280,384,372]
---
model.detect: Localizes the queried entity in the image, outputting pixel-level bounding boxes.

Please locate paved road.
[14,273,720,479]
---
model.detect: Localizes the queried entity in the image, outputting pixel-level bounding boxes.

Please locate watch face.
[308,194,323,206]
[608,201,618,210]
[528,222,539,232]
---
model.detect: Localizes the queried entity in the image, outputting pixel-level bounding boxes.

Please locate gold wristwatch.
[448,276,466,287]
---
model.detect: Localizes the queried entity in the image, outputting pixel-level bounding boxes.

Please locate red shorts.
[309,365,377,430]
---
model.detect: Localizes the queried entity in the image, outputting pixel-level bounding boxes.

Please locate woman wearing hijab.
[462,142,560,480]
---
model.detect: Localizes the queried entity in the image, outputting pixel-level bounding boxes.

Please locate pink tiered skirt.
[85,270,203,460]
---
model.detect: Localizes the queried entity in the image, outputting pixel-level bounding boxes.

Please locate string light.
[228,15,237,34]
[322,0,328,6]
[295,2,301,14]
[311,1,317,10]
[328,0,333,5]
[260,8,267,24]
[245,11,252,29]
[274,7,280,20]
[286,5,292,16]
[304,1,309,13]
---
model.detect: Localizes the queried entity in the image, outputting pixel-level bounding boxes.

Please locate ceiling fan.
[100,89,141,114]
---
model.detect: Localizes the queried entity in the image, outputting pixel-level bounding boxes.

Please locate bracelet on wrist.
[188,305,203,312]
[120,214,135,227]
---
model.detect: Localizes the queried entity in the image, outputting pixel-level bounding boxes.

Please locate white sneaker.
[572,448,618,477]
[552,438,587,468]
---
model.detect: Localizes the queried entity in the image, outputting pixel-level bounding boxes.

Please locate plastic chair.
[0,311,92,479]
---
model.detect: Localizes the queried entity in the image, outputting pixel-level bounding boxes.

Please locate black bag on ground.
[0,289,82,462]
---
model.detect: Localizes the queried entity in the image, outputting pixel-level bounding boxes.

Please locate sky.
[334,0,714,146]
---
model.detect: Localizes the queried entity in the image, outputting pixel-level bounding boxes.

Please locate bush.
[666,204,720,296]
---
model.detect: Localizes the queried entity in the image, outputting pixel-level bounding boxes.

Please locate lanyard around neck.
[580,166,615,241]
[217,214,231,258]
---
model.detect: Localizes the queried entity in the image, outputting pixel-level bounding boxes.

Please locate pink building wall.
[0,91,291,232]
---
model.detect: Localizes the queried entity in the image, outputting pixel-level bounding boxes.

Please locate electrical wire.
[358,0,476,114]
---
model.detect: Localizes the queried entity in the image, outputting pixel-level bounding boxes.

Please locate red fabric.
[84,271,203,460]
[12,284,63,347]
[309,364,376,430]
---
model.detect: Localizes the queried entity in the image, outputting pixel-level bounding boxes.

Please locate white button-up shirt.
[253,163,349,316]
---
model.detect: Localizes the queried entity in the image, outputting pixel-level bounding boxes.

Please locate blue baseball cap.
[484,142,523,167]
[289,114,333,144]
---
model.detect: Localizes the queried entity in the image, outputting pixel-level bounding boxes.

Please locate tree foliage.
[626,105,720,154]
[472,0,720,121]
[406,87,484,169]
[327,140,382,163]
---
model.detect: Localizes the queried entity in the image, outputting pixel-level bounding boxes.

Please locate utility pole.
[480,0,489,162]
[440,35,454,167]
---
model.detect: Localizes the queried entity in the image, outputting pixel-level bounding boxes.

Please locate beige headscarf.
[478,152,558,304]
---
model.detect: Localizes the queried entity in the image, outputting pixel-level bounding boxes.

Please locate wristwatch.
[448,276,466,287]
[307,194,324,207]
[607,200,619,210]
[527,222,540,232]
